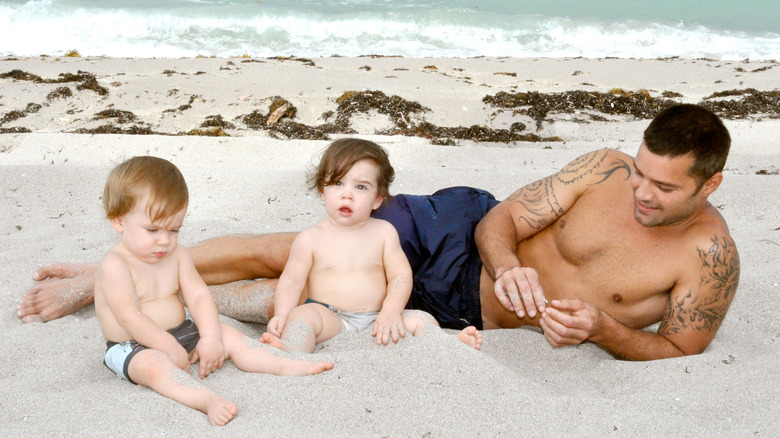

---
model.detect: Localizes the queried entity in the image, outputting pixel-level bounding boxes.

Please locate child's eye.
[357,184,366,190]
[334,181,342,186]
[146,228,158,233]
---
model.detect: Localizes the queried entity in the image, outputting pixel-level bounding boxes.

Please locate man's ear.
[109,216,123,233]
[700,172,723,197]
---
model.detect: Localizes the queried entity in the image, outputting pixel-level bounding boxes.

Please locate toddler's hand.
[373,310,406,345]
[193,336,225,379]
[267,314,287,337]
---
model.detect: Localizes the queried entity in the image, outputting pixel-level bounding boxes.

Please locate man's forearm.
[590,312,686,361]
[475,209,522,279]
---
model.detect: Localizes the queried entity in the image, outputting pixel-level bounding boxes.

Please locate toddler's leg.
[457,326,482,350]
[400,309,439,337]
[260,303,343,353]
[127,349,237,426]
[223,324,333,375]
[401,310,482,350]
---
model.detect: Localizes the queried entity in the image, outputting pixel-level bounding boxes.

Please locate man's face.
[630,143,708,227]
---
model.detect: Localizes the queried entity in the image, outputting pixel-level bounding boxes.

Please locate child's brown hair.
[307,138,395,199]
[103,156,188,222]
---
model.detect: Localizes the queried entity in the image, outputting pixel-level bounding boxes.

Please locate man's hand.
[539,299,601,347]
[266,314,287,338]
[191,336,226,379]
[372,309,406,345]
[493,266,546,318]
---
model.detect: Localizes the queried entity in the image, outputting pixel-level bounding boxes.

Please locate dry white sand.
[1,56,778,436]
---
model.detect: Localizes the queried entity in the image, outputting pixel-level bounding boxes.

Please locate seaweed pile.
[701,89,780,119]
[0,69,112,133]
[482,88,780,133]
[483,89,678,130]
[2,67,780,143]
[0,69,108,95]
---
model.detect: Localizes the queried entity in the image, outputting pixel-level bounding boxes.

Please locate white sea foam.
[1,1,778,60]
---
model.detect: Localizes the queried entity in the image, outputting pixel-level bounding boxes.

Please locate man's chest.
[546,187,686,305]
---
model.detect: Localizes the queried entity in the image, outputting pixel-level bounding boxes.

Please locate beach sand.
[1,56,778,436]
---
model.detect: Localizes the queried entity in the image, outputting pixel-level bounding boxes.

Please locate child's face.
[110,194,187,264]
[320,159,384,227]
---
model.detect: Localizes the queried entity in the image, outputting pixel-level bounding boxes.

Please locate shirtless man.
[18,104,739,361]
[477,104,739,360]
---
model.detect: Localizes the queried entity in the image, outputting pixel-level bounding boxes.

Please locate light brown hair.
[103,156,188,222]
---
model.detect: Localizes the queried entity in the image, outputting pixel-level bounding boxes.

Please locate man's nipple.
[611,293,623,303]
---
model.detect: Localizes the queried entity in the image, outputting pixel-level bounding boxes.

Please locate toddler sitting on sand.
[261,138,482,352]
[95,156,332,426]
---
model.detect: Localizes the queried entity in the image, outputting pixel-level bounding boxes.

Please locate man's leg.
[17,232,297,323]
[189,233,297,284]
[17,264,98,323]
[209,279,278,324]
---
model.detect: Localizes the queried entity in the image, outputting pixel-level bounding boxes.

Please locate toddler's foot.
[205,395,238,426]
[280,360,334,377]
[457,326,482,350]
[259,332,288,351]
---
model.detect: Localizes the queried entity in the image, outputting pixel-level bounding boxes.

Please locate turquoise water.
[1,0,778,59]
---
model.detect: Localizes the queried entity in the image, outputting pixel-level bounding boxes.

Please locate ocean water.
[1,0,778,60]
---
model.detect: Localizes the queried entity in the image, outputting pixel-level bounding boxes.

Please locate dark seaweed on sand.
[483,89,677,130]
[2,110,27,125]
[240,97,338,140]
[382,121,555,146]
[186,126,229,136]
[0,69,108,95]
[94,109,137,124]
[201,115,235,129]
[236,90,557,143]
[1,103,43,126]
[0,126,31,133]
[701,89,780,119]
[268,56,316,67]
[71,124,162,135]
[47,86,73,101]
[330,90,430,131]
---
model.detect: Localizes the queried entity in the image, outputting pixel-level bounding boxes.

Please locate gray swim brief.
[103,318,200,383]
[305,298,379,333]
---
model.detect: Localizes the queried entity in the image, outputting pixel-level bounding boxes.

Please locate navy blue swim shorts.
[372,186,498,330]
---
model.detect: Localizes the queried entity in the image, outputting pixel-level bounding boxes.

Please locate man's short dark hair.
[643,104,731,190]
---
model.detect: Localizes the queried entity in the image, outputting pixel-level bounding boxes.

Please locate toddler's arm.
[268,232,314,337]
[98,254,189,369]
[373,224,413,345]
[177,247,225,378]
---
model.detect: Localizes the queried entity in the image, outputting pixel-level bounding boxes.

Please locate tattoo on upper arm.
[659,235,740,336]
[507,176,562,230]
[555,149,631,186]
[508,149,631,230]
